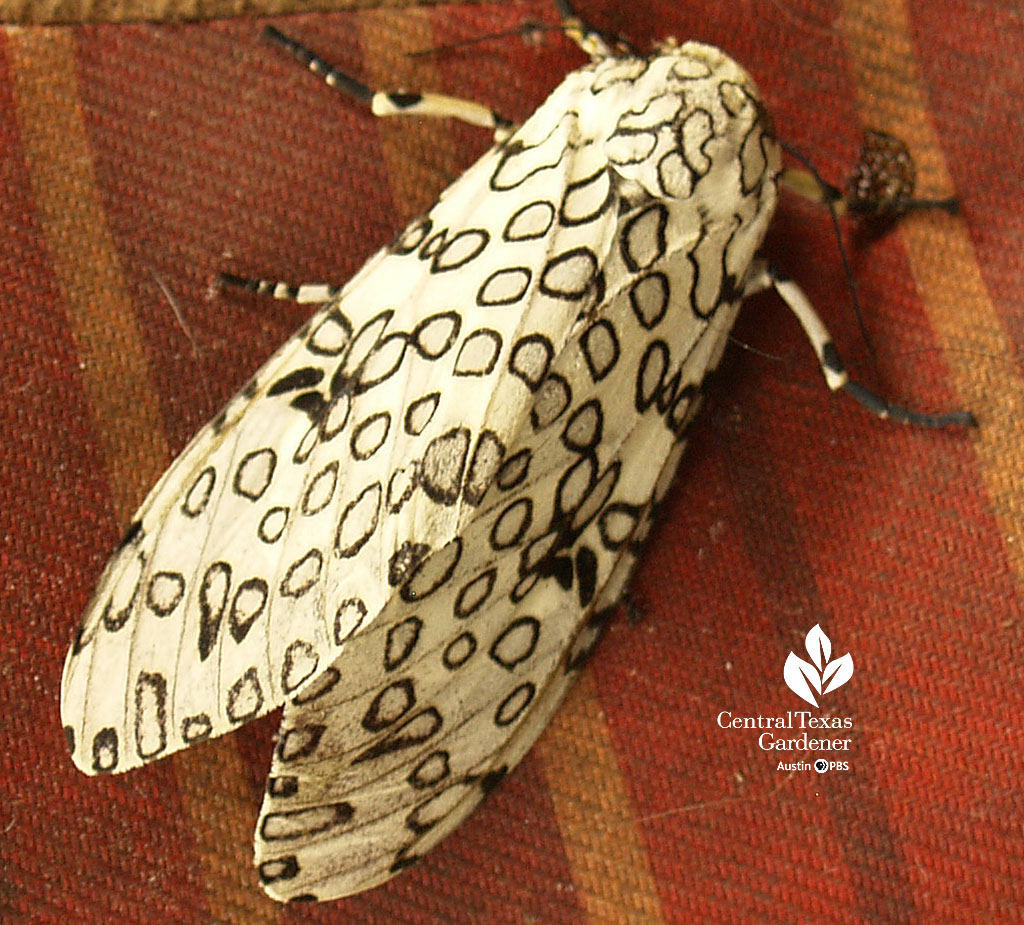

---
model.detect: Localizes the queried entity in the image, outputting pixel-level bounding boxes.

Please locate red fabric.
[2,2,1021,922]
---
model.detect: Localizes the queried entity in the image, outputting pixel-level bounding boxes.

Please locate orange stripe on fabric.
[839,1,1024,576]
[536,670,666,925]
[9,26,166,522]
[8,27,280,923]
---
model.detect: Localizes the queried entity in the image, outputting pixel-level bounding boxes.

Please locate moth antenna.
[727,334,787,363]
[152,270,200,361]
[405,7,637,61]
[405,21,559,59]
[153,269,215,415]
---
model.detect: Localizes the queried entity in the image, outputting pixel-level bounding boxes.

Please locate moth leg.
[555,0,615,59]
[781,130,958,218]
[217,273,340,304]
[263,26,515,143]
[745,260,976,428]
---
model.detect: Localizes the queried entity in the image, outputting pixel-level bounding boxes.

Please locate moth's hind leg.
[216,273,340,305]
[263,26,515,143]
[746,261,976,428]
[221,25,517,303]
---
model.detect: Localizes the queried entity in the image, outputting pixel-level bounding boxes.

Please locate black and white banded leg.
[221,27,517,303]
[217,274,341,304]
[745,260,976,428]
[263,25,515,141]
[223,10,620,305]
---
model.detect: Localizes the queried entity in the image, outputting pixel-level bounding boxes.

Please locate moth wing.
[247,37,782,901]
[250,212,716,899]
[59,254,405,775]
[60,83,616,777]
[250,418,654,902]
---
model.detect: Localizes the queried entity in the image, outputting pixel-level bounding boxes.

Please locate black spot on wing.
[494,683,536,726]
[183,467,215,517]
[91,727,118,773]
[353,708,443,763]
[267,776,299,798]
[292,666,341,705]
[539,247,599,300]
[576,546,598,607]
[389,542,431,587]
[391,217,432,255]
[489,617,540,670]
[443,632,477,669]
[276,724,327,762]
[226,667,263,724]
[504,200,555,240]
[362,679,416,732]
[509,334,553,392]
[421,428,471,504]
[133,671,168,761]
[197,561,231,661]
[480,765,508,795]
[409,751,451,790]
[260,803,354,842]
[267,366,324,397]
[385,617,423,671]
[229,577,269,643]
[117,519,143,551]
[431,229,490,273]
[259,855,300,885]
[182,713,212,743]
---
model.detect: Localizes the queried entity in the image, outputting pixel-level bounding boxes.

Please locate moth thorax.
[600,44,774,206]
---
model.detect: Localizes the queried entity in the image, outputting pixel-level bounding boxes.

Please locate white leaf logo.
[784,625,853,707]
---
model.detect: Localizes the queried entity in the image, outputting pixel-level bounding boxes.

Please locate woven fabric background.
[0,0,460,26]
[2,1,1022,922]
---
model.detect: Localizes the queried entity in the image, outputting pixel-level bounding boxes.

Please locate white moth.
[60,5,970,903]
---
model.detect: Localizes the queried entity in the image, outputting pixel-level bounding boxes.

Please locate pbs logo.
[814,759,849,773]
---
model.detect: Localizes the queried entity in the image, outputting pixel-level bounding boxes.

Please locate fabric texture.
[2,1,1021,921]
[0,0,457,27]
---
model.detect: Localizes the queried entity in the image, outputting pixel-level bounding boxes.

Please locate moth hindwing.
[61,7,964,904]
